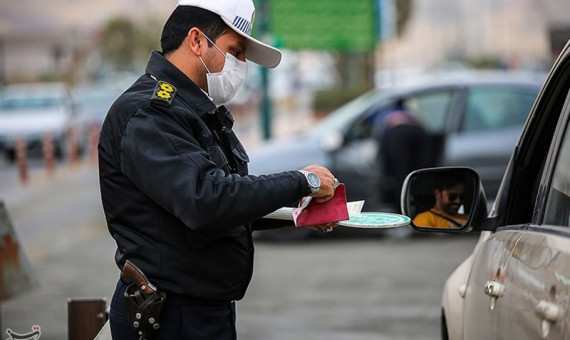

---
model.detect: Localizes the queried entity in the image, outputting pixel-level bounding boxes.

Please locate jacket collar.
[145,50,217,118]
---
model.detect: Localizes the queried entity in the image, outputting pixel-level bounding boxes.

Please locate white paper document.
[264,200,365,222]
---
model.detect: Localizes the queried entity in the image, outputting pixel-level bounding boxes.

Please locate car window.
[405,91,453,134]
[0,96,65,111]
[310,89,391,138]
[344,104,397,142]
[462,89,536,132]
[543,95,570,226]
[343,90,454,142]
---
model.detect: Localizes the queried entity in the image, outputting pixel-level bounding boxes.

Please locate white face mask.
[199,33,248,106]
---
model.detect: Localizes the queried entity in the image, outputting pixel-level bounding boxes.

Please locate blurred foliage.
[99,16,162,71]
[465,55,508,69]
[312,85,372,114]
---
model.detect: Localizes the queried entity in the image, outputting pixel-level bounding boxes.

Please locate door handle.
[535,300,563,323]
[536,300,563,338]
[484,280,505,310]
[484,280,505,298]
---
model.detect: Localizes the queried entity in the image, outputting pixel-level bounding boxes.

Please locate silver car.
[402,39,570,339]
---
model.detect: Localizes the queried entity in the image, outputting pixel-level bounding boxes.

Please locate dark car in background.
[249,71,544,240]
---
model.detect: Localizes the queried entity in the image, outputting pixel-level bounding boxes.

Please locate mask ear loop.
[198,56,211,73]
[200,31,226,56]
[198,31,226,74]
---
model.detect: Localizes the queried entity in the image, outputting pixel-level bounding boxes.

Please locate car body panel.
[462,228,570,340]
[330,138,382,209]
[462,229,525,339]
[442,231,491,340]
[247,136,326,175]
[496,229,570,339]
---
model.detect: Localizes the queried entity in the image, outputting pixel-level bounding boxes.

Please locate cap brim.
[221,17,282,68]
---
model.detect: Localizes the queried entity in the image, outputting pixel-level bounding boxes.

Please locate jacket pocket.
[230,134,250,175]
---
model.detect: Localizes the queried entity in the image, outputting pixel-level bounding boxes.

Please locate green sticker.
[340,212,411,229]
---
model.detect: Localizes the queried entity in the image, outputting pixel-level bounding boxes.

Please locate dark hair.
[435,173,466,191]
[161,6,229,55]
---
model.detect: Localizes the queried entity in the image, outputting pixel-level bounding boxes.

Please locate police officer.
[98,1,338,339]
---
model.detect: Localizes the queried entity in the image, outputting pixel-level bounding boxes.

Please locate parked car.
[402,39,570,339]
[74,85,121,128]
[249,71,544,240]
[73,74,137,128]
[0,82,88,162]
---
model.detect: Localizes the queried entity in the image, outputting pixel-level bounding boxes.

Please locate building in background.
[0,0,172,84]
[378,0,569,86]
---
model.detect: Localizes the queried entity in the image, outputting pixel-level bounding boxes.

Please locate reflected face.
[435,183,465,215]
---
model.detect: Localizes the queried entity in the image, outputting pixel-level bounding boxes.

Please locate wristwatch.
[298,170,321,194]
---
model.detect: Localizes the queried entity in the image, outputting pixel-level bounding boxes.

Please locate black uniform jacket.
[98,51,308,303]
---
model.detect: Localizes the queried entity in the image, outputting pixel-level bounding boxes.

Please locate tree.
[98,16,162,71]
[99,17,137,70]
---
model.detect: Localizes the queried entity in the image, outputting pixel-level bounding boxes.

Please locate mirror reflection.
[407,170,476,229]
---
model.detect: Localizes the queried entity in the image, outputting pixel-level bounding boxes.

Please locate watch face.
[307,173,321,187]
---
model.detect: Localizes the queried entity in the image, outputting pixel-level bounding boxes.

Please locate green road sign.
[266,0,378,52]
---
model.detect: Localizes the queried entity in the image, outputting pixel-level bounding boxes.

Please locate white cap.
[177,0,282,68]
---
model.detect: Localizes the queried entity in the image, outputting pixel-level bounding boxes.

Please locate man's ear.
[187,27,203,56]
[434,189,441,199]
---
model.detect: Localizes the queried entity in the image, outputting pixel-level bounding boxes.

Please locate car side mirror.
[401,167,487,232]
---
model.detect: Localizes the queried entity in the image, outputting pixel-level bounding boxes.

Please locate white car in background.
[0,82,88,162]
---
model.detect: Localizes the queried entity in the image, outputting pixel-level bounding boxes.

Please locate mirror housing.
[401,167,488,232]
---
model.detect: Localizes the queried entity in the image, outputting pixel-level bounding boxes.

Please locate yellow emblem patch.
[151,81,177,105]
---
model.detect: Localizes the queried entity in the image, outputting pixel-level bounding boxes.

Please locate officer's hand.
[301,164,338,203]
[305,221,338,233]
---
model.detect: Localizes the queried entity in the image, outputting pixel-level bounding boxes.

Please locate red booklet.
[293,184,350,227]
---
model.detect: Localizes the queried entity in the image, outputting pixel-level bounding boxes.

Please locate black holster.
[124,282,166,340]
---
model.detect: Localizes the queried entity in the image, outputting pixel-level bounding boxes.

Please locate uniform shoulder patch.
[151,81,177,105]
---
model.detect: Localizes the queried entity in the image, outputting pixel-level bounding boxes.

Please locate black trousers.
[109,280,237,340]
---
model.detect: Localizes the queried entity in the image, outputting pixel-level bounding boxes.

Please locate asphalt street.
[0,156,478,340]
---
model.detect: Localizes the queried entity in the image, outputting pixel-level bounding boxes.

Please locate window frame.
[539,88,570,227]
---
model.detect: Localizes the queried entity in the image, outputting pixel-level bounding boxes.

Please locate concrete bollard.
[88,123,100,165]
[42,132,55,178]
[67,126,79,167]
[15,136,28,185]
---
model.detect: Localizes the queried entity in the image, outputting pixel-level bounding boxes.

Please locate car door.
[443,86,539,200]
[461,229,525,339]
[462,58,570,340]
[331,89,455,211]
[492,89,570,339]
[329,102,386,209]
